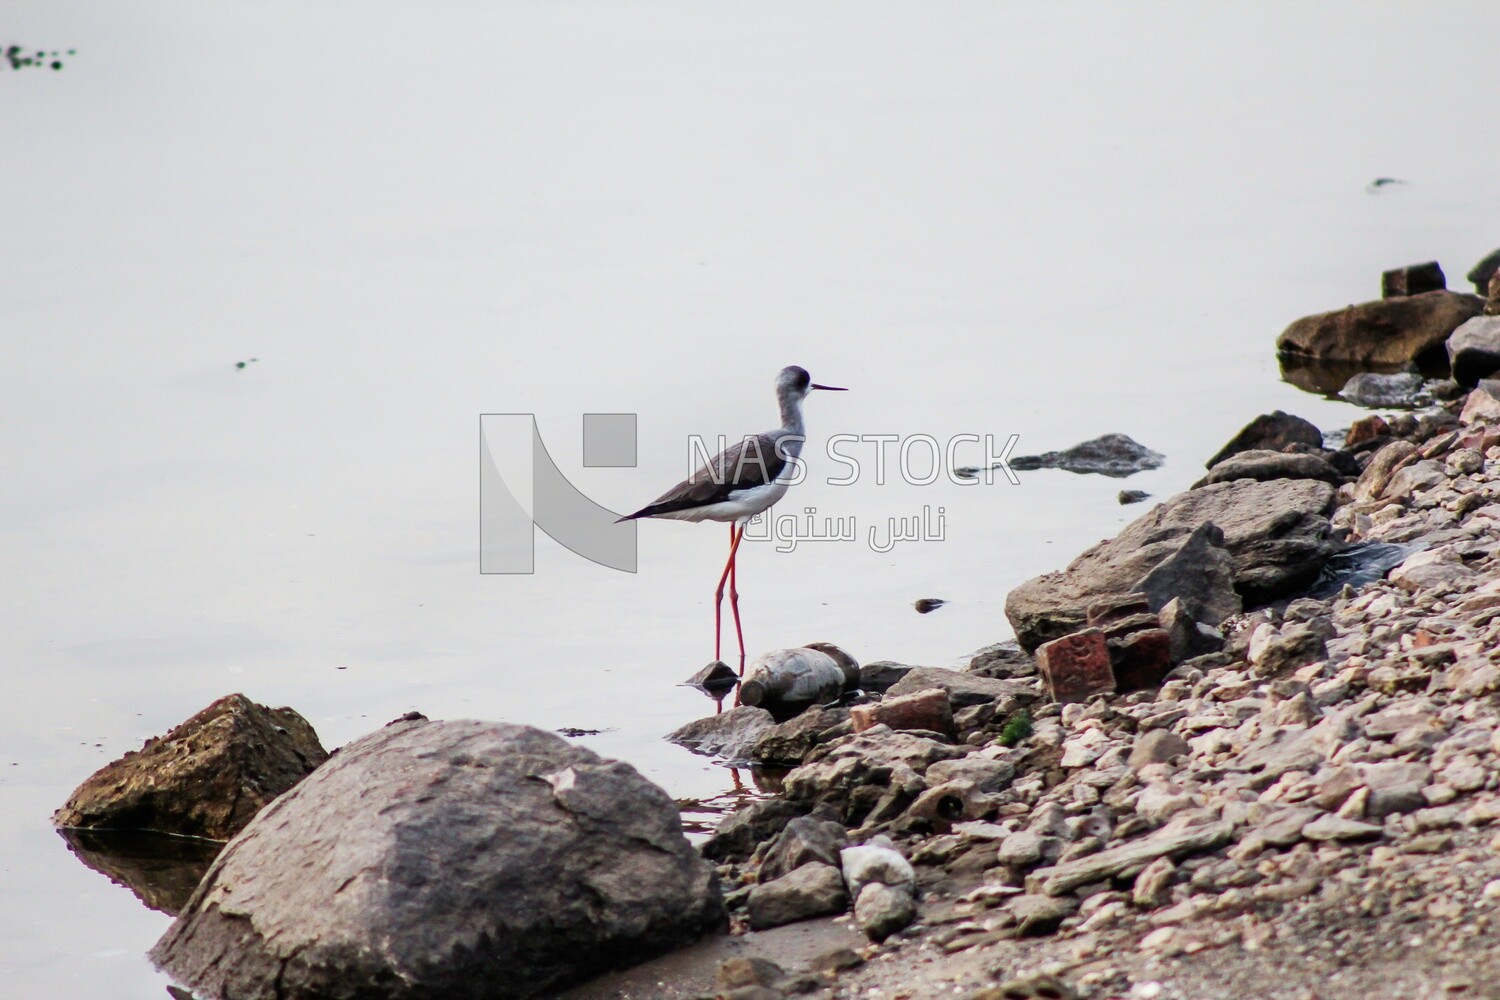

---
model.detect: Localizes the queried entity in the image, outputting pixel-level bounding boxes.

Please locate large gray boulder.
[1275,290,1484,366]
[151,718,725,1000]
[1005,478,1336,650]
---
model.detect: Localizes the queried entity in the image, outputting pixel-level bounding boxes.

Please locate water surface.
[4,2,1499,994]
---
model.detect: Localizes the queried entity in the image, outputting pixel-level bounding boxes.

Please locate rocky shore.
[642,253,1500,1000]
[50,251,1500,1000]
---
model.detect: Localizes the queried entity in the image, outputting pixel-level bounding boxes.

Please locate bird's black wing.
[619,433,788,520]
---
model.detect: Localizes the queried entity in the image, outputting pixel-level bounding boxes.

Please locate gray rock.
[747,862,849,929]
[1275,290,1484,366]
[963,642,1037,679]
[1158,597,1225,663]
[858,661,915,694]
[759,816,848,883]
[997,829,1046,866]
[1448,316,1500,387]
[1006,478,1335,650]
[751,706,848,767]
[840,838,915,897]
[715,956,786,992]
[1256,806,1322,847]
[150,719,724,1000]
[1128,730,1190,770]
[884,666,1030,708]
[925,756,1016,792]
[1364,761,1433,818]
[1338,371,1430,408]
[853,883,917,942]
[1008,433,1165,478]
[1132,522,1242,630]
[702,798,806,862]
[1302,815,1384,841]
[1198,449,1341,486]
[668,706,775,763]
[1383,460,1446,501]
[1006,893,1080,935]
[782,728,965,814]
[1249,622,1328,677]
[1119,489,1152,504]
[1206,411,1324,468]
[1026,821,1235,896]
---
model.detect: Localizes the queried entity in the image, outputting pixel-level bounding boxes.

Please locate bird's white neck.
[778,391,806,437]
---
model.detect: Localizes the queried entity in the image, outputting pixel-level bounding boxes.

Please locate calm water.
[4,2,1499,995]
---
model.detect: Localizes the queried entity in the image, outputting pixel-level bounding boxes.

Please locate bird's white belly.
[653,480,791,523]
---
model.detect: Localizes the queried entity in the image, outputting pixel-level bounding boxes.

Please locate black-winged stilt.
[619,365,847,679]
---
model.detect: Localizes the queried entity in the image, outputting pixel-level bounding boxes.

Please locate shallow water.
[4,2,1500,994]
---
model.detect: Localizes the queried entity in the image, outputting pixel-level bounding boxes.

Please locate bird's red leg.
[714,523,738,663]
[729,524,746,677]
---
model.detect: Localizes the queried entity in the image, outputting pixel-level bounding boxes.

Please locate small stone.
[853,882,917,942]
[746,863,849,929]
[1301,815,1383,841]
[716,956,786,992]
[1382,260,1446,299]
[1132,856,1176,908]
[1007,893,1078,936]
[1129,730,1190,771]
[997,830,1046,867]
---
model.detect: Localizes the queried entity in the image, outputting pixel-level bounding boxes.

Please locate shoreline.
[632,370,1500,999]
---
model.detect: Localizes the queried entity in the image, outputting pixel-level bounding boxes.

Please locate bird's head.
[778,365,847,401]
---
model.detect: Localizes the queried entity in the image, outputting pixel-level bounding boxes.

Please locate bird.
[619,365,847,680]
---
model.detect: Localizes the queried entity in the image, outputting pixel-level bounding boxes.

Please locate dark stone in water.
[1008,433,1164,478]
[1381,261,1446,298]
[1276,290,1483,368]
[1118,489,1151,504]
[1338,371,1430,408]
[53,693,327,842]
[683,660,739,702]
[913,598,945,614]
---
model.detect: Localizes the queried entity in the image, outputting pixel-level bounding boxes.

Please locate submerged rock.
[669,706,775,764]
[53,693,327,841]
[1381,261,1446,298]
[1275,290,1483,367]
[1339,371,1431,408]
[151,718,724,1000]
[1008,433,1164,478]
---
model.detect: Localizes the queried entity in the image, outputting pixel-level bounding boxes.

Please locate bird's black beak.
[810,384,848,391]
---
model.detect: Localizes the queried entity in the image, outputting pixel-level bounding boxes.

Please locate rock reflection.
[58,828,221,916]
